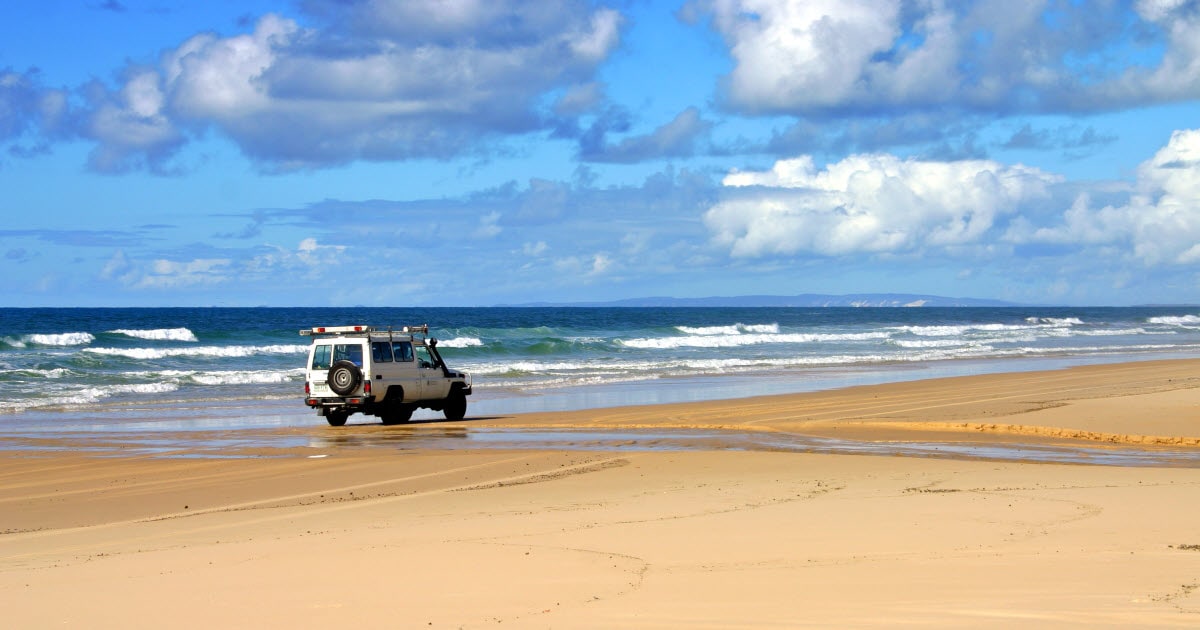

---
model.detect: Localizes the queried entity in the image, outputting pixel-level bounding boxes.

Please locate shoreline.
[3,358,1200,626]
[391,349,1200,421]
[7,349,1200,429]
[2,358,1199,459]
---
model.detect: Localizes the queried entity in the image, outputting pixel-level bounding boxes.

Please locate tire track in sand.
[0,453,632,564]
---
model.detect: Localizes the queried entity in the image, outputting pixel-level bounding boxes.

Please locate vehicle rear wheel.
[443,391,467,421]
[326,410,349,427]
[380,404,414,425]
[327,360,361,396]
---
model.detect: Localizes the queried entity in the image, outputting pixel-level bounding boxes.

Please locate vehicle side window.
[372,342,393,363]
[333,343,364,367]
[416,345,434,369]
[392,341,414,362]
[311,344,332,370]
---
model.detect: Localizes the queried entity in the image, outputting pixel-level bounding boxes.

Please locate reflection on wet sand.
[312,425,471,449]
[320,427,1200,468]
[4,423,1199,466]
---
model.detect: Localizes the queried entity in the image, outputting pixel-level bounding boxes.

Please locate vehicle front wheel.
[443,391,467,421]
[326,410,349,427]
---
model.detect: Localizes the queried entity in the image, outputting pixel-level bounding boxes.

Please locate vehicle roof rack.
[299,324,429,336]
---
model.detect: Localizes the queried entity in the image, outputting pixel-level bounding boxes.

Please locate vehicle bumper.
[306,397,373,413]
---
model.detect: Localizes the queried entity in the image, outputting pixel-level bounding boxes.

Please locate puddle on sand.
[307,427,1200,468]
[0,429,310,458]
[4,423,1198,466]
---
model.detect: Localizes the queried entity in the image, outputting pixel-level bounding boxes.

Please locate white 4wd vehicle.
[301,325,472,426]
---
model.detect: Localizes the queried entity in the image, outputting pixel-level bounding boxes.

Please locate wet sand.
[3,359,1200,627]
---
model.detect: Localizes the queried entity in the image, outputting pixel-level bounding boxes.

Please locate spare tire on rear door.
[327,360,362,396]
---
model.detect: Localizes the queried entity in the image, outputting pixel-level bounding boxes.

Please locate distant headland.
[505,293,1017,307]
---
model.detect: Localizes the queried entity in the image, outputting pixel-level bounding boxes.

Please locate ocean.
[3,306,1200,431]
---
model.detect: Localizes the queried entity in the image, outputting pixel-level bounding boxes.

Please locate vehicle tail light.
[304,381,310,395]
[364,381,372,395]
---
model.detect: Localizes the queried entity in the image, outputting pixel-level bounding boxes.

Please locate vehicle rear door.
[308,342,334,397]
[310,341,365,396]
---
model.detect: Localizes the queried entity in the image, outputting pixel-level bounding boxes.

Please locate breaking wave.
[676,323,781,336]
[110,327,199,342]
[1149,315,1200,327]
[2,332,96,348]
[439,337,484,348]
[0,382,181,412]
[621,331,888,349]
[83,344,307,360]
[140,368,305,386]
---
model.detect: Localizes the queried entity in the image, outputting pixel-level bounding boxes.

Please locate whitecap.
[439,337,484,348]
[470,360,595,374]
[676,323,781,336]
[110,327,199,342]
[1073,327,1150,337]
[1148,315,1200,327]
[740,323,781,334]
[83,344,308,360]
[677,325,742,336]
[891,338,975,349]
[24,332,96,346]
[0,367,72,378]
[1024,317,1084,326]
[621,331,887,349]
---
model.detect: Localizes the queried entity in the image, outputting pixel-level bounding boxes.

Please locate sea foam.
[140,368,306,385]
[0,382,181,412]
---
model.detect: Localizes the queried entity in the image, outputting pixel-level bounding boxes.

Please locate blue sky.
[3,0,1200,306]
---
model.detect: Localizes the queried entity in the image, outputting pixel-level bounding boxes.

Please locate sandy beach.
[3,359,1200,627]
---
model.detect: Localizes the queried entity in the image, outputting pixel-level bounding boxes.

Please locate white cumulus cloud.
[705,153,1059,258]
[700,0,1200,115]
[1014,129,1200,266]
[249,238,347,274]
[713,0,905,111]
[164,14,292,120]
[79,2,622,171]
[135,258,232,289]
